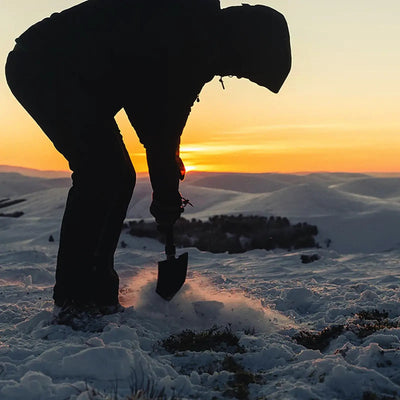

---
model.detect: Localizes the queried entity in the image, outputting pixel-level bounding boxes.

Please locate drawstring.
[196,76,225,102]
[181,196,193,208]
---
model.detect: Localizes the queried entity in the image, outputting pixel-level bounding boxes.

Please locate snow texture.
[1,169,400,399]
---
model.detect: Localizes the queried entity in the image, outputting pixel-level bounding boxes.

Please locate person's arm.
[146,139,185,228]
[124,92,191,228]
[121,2,216,227]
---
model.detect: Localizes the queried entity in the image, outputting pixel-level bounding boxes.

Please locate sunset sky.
[1,0,400,173]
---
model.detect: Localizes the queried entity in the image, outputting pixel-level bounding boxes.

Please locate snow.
[1,169,400,399]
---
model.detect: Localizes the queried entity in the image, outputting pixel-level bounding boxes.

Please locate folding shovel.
[156,225,188,301]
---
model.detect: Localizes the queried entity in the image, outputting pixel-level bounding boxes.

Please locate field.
[1,168,400,399]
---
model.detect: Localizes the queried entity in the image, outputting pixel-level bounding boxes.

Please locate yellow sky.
[1,0,400,173]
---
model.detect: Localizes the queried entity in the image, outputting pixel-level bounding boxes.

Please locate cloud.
[180,138,363,158]
[220,123,355,136]
[180,144,278,156]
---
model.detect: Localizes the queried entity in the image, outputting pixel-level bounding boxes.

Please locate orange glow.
[2,1,400,175]
[2,97,400,174]
[2,115,400,174]
[184,165,197,173]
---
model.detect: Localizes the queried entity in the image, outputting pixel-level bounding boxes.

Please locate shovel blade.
[156,252,188,301]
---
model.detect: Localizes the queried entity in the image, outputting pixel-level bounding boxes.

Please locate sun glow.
[1,1,400,173]
[184,165,196,173]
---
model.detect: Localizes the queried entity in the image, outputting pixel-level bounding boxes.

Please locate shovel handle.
[164,225,176,259]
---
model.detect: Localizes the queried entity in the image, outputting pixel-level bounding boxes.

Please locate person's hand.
[150,197,184,227]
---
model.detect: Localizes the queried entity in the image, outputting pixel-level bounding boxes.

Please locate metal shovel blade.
[156,252,188,301]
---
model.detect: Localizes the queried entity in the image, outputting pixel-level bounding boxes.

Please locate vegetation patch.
[126,214,319,253]
[352,310,397,339]
[293,325,345,351]
[161,326,245,354]
[356,309,389,321]
[0,198,26,209]
[300,254,320,264]
[293,309,399,351]
[222,355,260,400]
[362,392,398,400]
[75,379,173,400]
[0,211,24,218]
[160,326,259,400]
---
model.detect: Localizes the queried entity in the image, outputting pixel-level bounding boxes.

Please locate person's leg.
[54,128,135,307]
[6,49,135,307]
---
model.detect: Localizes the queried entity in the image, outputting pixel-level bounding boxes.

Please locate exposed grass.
[362,392,398,400]
[161,326,245,354]
[127,369,171,400]
[352,309,397,339]
[160,326,261,400]
[222,356,259,400]
[356,310,389,321]
[294,309,399,351]
[293,325,345,351]
[77,375,176,400]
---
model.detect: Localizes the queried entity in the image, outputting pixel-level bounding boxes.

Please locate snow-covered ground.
[1,168,400,399]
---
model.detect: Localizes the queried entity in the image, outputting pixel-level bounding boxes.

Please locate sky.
[1,0,400,173]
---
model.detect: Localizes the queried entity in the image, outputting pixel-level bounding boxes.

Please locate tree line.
[125,214,318,253]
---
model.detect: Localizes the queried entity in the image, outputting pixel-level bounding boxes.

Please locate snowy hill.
[2,168,400,253]
[0,172,70,197]
[1,169,400,399]
[332,177,400,199]
[0,164,70,178]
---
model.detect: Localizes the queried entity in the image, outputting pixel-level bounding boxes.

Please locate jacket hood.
[220,5,291,93]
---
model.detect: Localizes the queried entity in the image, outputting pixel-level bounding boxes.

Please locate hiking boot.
[98,303,125,315]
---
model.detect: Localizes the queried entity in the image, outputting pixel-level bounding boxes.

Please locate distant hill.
[3,168,400,252]
[332,177,400,199]
[0,165,70,178]
[183,172,301,193]
[0,172,70,197]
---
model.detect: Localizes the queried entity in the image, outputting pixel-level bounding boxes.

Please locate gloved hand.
[150,196,184,228]
[145,142,187,228]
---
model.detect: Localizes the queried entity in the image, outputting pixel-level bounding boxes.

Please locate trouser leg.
[54,128,135,306]
[5,50,135,306]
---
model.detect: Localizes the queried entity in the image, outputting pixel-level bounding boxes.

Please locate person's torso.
[16,0,220,140]
[16,0,219,86]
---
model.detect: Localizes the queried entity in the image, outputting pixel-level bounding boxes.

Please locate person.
[5,0,291,314]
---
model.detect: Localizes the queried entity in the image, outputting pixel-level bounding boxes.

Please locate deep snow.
[1,169,400,399]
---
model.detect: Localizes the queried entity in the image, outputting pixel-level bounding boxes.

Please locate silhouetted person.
[5,0,291,313]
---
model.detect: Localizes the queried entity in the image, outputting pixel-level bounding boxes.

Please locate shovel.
[156,224,188,301]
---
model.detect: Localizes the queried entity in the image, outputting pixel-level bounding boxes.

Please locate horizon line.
[1,164,400,177]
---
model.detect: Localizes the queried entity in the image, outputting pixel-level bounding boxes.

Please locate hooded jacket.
[13,0,290,220]
[16,0,221,149]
